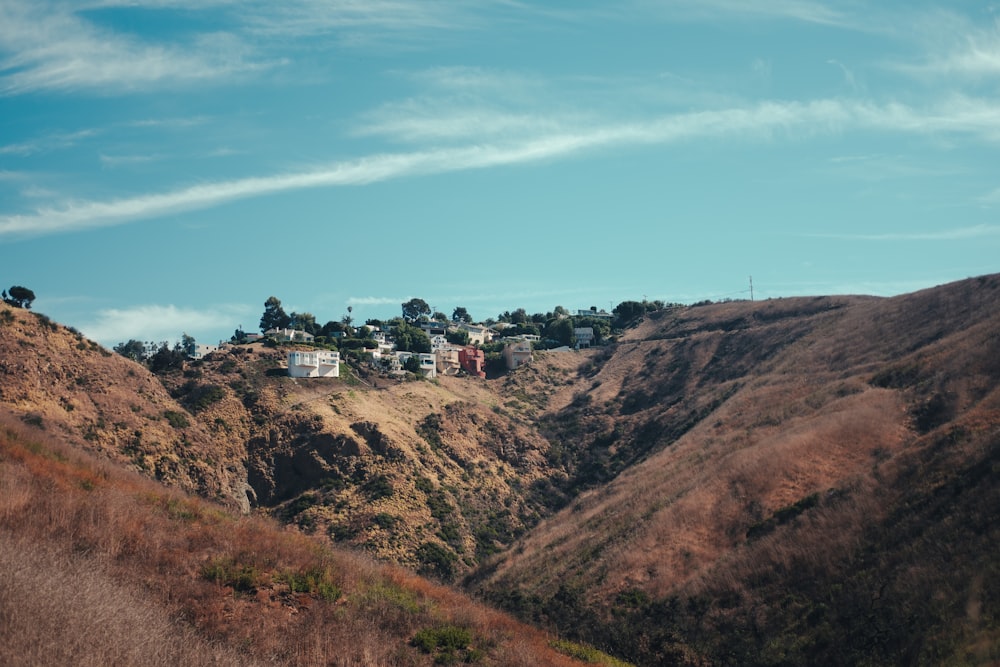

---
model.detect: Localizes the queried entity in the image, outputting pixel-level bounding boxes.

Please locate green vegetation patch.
[201,555,263,594]
[549,639,635,666]
[163,410,190,428]
[276,566,341,602]
[411,625,483,664]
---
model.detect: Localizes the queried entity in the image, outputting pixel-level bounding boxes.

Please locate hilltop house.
[266,328,314,343]
[396,351,437,378]
[574,327,595,349]
[435,347,462,376]
[189,342,219,359]
[457,322,493,345]
[503,340,533,370]
[429,334,449,351]
[576,309,613,320]
[459,346,486,377]
[287,350,340,378]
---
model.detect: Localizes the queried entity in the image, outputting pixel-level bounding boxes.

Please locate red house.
[458,346,486,378]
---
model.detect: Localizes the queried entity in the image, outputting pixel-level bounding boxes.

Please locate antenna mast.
[749,275,754,302]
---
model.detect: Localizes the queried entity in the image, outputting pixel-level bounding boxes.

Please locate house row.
[280,316,557,380]
[370,344,488,379]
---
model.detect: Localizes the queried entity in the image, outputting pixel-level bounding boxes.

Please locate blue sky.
[2,1,999,347]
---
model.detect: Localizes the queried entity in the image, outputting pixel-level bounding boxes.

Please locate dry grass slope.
[475,275,1000,666]
[0,415,595,666]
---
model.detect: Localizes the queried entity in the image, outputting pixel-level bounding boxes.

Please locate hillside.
[472,275,1000,665]
[2,274,999,665]
[0,411,608,666]
[0,306,253,509]
[0,301,583,582]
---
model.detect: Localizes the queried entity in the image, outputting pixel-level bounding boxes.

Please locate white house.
[576,309,613,320]
[396,351,437,378]
[287,350,340,378]
[189,342,219,359]
[370,349,401,373]
[267,328,315,343]
[574,327,595,349]
[429,334,449,351]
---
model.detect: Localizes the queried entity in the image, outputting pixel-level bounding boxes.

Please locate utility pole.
[749,275,754,302]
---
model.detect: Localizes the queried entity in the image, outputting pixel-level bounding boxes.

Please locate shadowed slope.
[474,275,1000,666]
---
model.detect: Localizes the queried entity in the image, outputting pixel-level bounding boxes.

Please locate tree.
[180,332,196,356]
[432,311,448,322]
[259,296,291,332]
[613,300,647,328]
[289,311,319,335]
[114,339,147,363]
[403,355,422,374]
[452,306,472,323]
[392,320,431,353]
[446,329,470,346]
[321,320,346,337]
[402,298,431,323]
[148,341,185,374]
[546,318,577,348]
[3,285,35,309]
[510,308,528,324]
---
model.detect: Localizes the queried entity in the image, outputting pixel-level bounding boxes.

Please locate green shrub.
[411,625,481,663]
[163,411,189,428]
[549,639,635,666]
[415,541,457,581]
[201,556,262,594]
[179,383,226,413]
[363,474,394,500]
[276,566,341,602]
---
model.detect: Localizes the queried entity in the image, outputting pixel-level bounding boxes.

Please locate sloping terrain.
[0,305,252,510]
[0,413,602,666]
[472,275,1000,665]
[3,275,999,665]
[0,302,578,581]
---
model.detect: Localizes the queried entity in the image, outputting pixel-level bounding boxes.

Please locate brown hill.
[0,305,252,510]
[4,273,999,665]
[472,275,1000,665]
[0,302,581,583]
[0,410,608,666]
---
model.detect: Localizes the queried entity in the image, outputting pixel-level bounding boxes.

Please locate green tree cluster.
[2,285,35,309]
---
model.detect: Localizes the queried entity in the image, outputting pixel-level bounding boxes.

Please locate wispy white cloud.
[5,96,1000,238]
[240,0,470,44]
[0,1,269,95]
[0,129,99,156]
[76,302,252,346]
[807,224,1000,241]
[826,59,860,92]
[887,12,1000,79]
[346,296,408,306]
[647,0,851,28]
[99,153,164,167]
